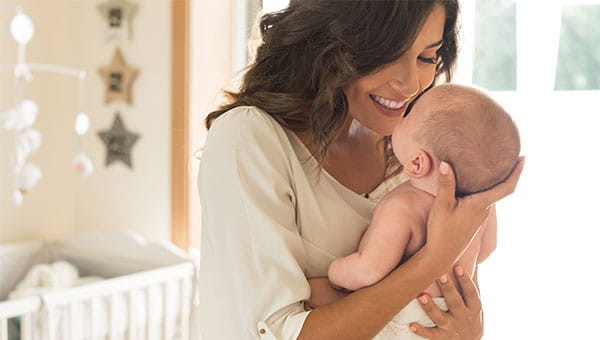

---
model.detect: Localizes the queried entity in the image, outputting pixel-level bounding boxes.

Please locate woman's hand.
[425,157,525,267]
[409,266,483,340]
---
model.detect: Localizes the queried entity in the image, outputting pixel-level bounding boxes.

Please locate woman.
[198,1,524,339]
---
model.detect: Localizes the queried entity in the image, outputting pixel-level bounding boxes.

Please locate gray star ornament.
[98,113,139,168]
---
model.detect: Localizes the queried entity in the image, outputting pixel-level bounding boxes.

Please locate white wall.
[0,0,172,244]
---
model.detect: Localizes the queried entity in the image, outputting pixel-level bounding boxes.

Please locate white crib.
[0,231,199,340]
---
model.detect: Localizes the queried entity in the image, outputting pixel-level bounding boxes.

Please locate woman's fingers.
[454,266,482,312]
[409,322,438,339]
[434,161,458,210]
[435,274,465,312]
[410,268,485,340]
[416,293,450,328]
[469,156,525,209]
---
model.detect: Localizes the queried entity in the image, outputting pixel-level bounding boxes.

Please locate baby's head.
[392,84,520,196]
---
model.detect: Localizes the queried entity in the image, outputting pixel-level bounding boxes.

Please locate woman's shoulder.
[204,106,292,158]
[210,106,285,138]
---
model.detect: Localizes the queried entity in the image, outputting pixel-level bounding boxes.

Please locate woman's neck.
[295,116,378,154]
[294,118,387,195]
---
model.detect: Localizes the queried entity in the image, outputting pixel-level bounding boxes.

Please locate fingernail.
[455,266,465,277]
[418,294,429,304]
[440,161,449,175]
[410,325,417,332]
[439,274,449,284]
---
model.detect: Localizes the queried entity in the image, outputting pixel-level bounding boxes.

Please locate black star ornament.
[98,113,140,168]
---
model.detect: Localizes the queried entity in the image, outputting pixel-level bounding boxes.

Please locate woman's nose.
[388,62,421,98]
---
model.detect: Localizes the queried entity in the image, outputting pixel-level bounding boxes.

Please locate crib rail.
[0,297,41,319]
[0,262,195,340]
[40,263,193,308]
[0,297,39,340]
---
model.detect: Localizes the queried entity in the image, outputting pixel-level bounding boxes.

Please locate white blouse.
[198,106,407,339]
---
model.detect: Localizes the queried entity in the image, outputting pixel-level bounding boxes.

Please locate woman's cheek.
[420,67,437,88]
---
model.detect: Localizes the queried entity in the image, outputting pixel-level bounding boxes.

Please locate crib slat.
[1,318,8,340]
[162,283,170,340]
[146,287,153,340]
[45,309,56,340]
[69,304,77,340]
[109,295,117,340]
[61,307,69,340]
[179,279,190,340]
[89,299,97,340]
[21,314,32,340]
[128,290,136,340]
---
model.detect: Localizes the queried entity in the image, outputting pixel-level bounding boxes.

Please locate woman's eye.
[418,56,439,65]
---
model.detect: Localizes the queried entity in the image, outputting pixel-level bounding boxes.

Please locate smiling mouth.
[369,94,410,111]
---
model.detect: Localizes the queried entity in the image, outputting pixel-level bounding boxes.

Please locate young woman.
[198,1,524,339]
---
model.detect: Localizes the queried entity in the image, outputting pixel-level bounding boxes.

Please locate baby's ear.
[404,149,433,178]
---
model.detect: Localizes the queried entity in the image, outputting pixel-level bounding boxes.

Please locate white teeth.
[372,95,407,110]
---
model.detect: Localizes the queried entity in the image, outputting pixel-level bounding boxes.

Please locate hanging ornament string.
[0,6,93,205]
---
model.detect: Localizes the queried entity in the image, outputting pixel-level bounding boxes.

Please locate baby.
[309,84,521,340]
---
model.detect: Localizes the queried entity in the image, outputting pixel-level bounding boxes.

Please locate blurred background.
[1,0,599,339]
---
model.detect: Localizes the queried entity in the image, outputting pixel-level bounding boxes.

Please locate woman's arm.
[298,158,524,340]
[305,278,349,309]
[300,246,448,339]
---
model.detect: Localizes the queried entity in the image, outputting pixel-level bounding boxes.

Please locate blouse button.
[259,328,266,334]
[364,193,370,199]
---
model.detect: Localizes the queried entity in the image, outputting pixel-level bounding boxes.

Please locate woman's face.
[343,4,446,136]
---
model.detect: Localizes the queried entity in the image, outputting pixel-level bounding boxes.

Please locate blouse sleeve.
[198,107,311,340]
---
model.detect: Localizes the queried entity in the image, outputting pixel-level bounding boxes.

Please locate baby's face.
[391,91,438,163]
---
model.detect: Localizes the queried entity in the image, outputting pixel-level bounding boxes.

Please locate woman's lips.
[369,94,409,118]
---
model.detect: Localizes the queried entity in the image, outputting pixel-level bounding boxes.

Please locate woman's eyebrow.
[425,39,444,49]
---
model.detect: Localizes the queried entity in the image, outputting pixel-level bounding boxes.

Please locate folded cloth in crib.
[8,261,102,299]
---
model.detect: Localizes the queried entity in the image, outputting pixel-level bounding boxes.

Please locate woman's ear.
[404,149,433,178]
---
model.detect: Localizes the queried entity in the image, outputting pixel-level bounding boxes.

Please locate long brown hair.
[206,0,459,174]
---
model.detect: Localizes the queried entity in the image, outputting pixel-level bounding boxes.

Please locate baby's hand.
[305,277,349,310]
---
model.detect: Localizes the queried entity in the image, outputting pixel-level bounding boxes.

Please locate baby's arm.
[328,194,417,291]
[477,204,497,264]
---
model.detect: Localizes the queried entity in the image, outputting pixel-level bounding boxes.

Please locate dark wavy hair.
[205,0,459,175]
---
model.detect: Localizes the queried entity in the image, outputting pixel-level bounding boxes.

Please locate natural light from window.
[221,1,600,338]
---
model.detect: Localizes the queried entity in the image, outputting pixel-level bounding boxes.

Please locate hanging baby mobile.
[0,7,93,205]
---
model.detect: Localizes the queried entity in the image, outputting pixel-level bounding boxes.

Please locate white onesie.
[373,297,448,340]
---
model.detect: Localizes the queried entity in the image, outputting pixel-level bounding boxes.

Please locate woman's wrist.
[417,244,455,277]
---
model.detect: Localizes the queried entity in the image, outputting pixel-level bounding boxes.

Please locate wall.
[188,0,234,249]
[0,0,172,244]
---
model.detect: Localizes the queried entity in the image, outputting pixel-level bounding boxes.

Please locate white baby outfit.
[374,297,448,340]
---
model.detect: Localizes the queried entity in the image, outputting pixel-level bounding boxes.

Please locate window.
[555,4,600,90]
[457,1,600,338]
[472,0,517,91]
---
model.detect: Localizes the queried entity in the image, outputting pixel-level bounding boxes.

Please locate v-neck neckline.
[286,129,406,202]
